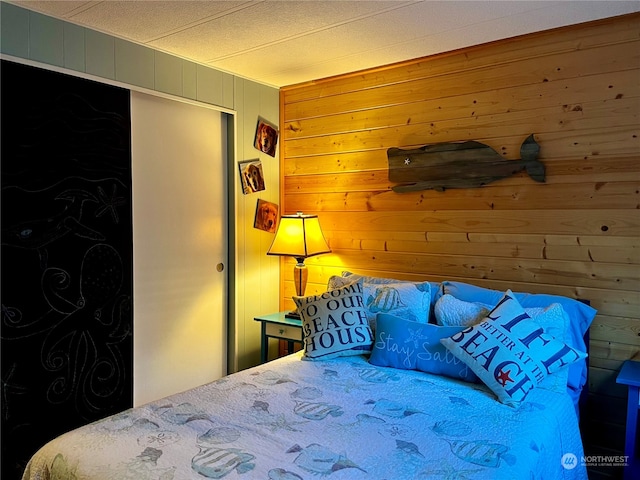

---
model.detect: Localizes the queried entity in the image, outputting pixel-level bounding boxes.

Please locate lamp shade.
[267,212,330,259]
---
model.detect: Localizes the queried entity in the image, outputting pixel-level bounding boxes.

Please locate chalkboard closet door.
[1,60,134,480]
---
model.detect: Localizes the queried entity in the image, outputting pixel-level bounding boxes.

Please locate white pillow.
[435,294,490,327]
[526,303,571,394]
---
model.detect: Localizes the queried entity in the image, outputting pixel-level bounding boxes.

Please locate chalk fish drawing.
[387,134,543,192]
[1,189,104,268]
[287,443,365,475]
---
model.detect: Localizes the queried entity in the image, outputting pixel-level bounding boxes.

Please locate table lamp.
[267,212,331,318]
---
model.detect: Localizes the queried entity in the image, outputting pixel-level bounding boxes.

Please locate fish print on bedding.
[22,352,587,480]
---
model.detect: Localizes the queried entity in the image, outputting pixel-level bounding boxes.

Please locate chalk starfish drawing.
[95,184,126,224]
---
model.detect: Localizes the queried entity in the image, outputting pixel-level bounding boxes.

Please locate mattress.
[23,351,587,480]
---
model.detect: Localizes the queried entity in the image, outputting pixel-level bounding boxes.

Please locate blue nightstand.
[616,360,640,480]
[254,312,303,363]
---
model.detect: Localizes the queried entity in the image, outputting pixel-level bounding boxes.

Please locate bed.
[22,275,596,480]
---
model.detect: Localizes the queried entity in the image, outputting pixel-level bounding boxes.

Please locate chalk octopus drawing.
[39,243,130,413]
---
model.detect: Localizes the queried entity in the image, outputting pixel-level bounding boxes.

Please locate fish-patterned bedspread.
[22,352,587,480]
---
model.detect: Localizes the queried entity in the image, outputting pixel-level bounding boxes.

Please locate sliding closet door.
[131,92,227,406]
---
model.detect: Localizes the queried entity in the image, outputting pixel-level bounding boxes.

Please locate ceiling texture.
[10,0,640,87]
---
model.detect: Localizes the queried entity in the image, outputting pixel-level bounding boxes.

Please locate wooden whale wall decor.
[387,134,544,192]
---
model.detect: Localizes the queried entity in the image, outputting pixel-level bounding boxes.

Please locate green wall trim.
[29,10,63,66]
[0,1,276,112]
[1,2,29,58]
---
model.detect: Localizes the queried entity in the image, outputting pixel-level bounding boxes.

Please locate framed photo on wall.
[254,199,278,233]
[238,159,265,194]
[254,118,278,157]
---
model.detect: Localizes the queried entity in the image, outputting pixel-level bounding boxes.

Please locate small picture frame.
[254,118,279,157]
[254,199,278,233]
[238,159,265,194]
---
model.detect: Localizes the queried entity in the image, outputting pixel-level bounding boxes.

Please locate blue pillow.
[441,291,587,407]
[369,313,478,382]
[438,281,596,392]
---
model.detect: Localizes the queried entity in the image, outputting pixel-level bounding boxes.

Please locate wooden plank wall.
[280,13,639,479]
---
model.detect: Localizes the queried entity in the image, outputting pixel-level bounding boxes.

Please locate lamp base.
[293,261,309,297]
[289,259,308,320]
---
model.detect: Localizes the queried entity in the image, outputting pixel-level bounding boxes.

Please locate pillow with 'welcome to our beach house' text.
[293,280,373,361]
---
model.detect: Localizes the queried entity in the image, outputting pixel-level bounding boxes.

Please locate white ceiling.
[10,1,640,87]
